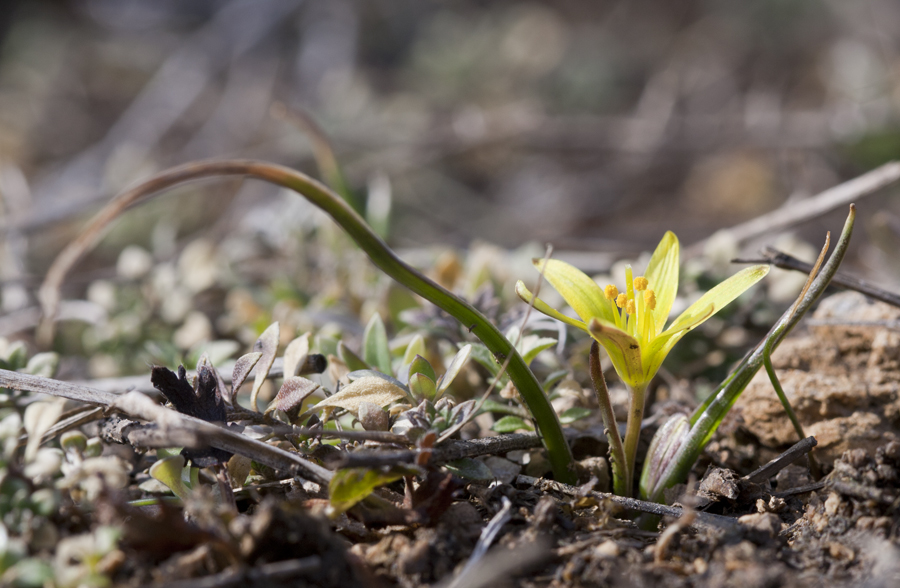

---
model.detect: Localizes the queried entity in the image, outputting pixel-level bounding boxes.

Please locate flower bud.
[639,413,691,502]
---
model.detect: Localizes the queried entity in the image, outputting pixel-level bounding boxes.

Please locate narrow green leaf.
[559,406,592,424]
[408,372,437,402]
[402,334,426,366]
[542,369,569,391]
[467,343,501,377]
[338,341,371,372]
[329,465,419,514]
[363,313,392,375]
[519,335,557,365]
[480,399,529,418]
[444,458,495,481]
[492,415,533,433]
[408,355,436,382]
[437,344,472,395]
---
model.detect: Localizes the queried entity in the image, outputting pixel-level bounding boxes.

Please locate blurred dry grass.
[1,0,900,292]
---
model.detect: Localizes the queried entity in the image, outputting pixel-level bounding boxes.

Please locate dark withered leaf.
[196,352,231,405]
[150,364,231,466]
[273,376,320,420]
[304,353,327,375]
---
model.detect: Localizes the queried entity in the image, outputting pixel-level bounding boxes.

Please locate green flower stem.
[589,342,627,495]
[763,339,821,479]
[622,382,647,496]
[646,205,855,501]
[38,160,576,484]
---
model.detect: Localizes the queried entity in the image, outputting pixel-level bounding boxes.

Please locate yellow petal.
[667,264,769,334]
[643,231,679,335]
[515,281,587,331]
[588,318,643,387]
[533,259,616,324]
[641,303,714,381]
[640,265,768,383]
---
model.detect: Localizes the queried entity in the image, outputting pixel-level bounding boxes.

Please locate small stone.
[698,467,739,501]
[845,448,868,469]
[824,492,842,516]
[693,557,708,575]
[397,537,432,576]
[856,516,876,530]
[775,464,812,491]
[576,456,610,492]
[767,496,787,513]
[883,441,900,461]
[484,456,521,484]
[594,540,620,558]
[827,541,855,562]
[738,512,783,537]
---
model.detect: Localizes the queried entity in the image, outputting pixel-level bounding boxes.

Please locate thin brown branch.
[515,475,739,529]
[734,247,900,308]
[743,436,818,484]
[333,432,543,468]
[687,161,900,257]
[0,369,333,484]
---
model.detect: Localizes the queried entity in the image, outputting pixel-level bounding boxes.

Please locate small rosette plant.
[517,231,769,495]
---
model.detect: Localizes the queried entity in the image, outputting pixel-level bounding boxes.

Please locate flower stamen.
[642,288,656,342]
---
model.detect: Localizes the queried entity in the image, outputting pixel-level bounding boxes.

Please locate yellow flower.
[516,231,769,390]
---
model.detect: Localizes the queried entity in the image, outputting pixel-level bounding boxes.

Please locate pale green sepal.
[667,265,769,334]
[587,318,643,387]
[515,281,587,330]
[532,259,616,324]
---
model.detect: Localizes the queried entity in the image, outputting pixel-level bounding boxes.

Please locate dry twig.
[734,247,900,308]
[687,161,900,256]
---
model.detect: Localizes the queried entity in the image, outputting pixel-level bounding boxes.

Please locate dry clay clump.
[739,291,900,464]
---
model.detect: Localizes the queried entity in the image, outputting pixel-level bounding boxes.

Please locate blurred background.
[1,0,899,378]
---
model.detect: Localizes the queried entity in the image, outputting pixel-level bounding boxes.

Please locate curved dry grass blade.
[35,159,576,483]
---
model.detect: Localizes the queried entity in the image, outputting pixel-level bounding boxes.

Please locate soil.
[102,291,900,587]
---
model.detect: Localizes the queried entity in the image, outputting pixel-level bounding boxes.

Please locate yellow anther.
[616,293,627,308]
[633,276,649,291]
[644,289,657,311]
[625,299,636,314]
[604,284,619,300]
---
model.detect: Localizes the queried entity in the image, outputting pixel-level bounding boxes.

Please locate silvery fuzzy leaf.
[283,333,311,378]
[310,376,407,417]
[272,376,320,420]
[250,322,279,412]
[232,352,263,396]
